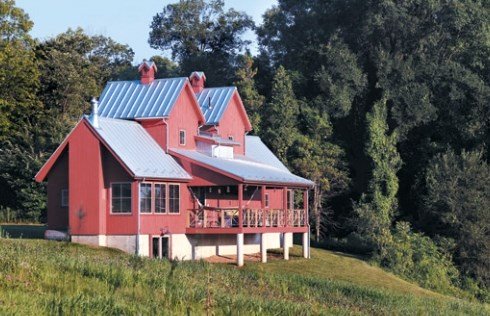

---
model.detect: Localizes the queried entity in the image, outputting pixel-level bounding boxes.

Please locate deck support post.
[302,232,308,258]
[283,232,291,260]
[260,233,267,263]
[237,233,244,267]
[238,184,243,228]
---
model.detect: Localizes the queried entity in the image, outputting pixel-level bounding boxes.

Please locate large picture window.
[155,184,166,213]
[112,183,132,213]
[169,184,180,213]
[140,183,152,213]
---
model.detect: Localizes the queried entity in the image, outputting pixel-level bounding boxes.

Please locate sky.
[16,0,277,63]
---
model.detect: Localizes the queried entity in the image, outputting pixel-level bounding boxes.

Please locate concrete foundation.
[71,231,299,262]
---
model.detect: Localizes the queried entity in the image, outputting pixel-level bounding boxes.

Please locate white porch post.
[260,233,267,263]
[237,233,244,267]
[302,232,308,258]
[283,232,291,260]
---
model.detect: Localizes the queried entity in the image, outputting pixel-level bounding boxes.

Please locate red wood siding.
[102,146,136,235]
[46,149,69,230]
[68,122,105,235]
[216,92,248,155]
[167,84,202,150]
[139,119,167,150]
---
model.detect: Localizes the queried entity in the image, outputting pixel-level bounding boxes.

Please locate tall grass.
[0,239,487,315]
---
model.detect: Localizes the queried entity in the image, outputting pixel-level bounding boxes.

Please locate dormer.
[195,132,240,159]
[189,71,206,93]
[138,60,158,84]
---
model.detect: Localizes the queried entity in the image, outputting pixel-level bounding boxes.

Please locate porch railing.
[187,208,307,228]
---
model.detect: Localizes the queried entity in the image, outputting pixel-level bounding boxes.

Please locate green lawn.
[0,239,487,315]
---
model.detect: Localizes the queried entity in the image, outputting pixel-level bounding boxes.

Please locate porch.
[186,184,309,235]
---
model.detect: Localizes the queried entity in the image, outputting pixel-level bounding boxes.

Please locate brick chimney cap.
[190,71,206,81]
[138,59,158,72]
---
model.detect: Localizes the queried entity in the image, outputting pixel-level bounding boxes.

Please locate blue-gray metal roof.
[171,149,314,187]
[88,116,191,180]
[196,87,236,125]
[97,78,187,119]
[245,136,289,172]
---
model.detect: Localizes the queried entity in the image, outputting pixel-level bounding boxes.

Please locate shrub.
[380,222,460,295]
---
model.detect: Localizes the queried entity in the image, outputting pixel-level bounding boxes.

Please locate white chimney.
[91,97,99,128]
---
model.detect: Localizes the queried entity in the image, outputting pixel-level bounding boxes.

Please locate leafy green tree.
[260,66,299,164]
[36,28,134,123]
[234,52,265,133]
[354,99,401,256]
[0,0,39,140]
[149,0,254,85]
[314,36,366,118]
[291,106,349,241]
[421,150,490,289]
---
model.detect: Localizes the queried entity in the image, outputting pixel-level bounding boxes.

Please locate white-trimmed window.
[179,130,186,145]
[228,135,234,141]
[140,183,152,213]
[111,183,132,213]
[265,193,270,208]
[61,189,68,207]
[155,183,167,213]
[169,184,180,213]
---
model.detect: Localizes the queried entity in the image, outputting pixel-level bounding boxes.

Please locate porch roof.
[170,149,314,187]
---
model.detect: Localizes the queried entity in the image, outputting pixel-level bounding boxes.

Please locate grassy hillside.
[0,239,487,315]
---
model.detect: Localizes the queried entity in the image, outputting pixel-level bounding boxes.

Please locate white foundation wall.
[171,232,291,260]
[72,235,150,255]
[71,232,294,260]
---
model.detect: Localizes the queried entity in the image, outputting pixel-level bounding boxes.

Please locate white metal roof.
[245,136,290,172]
[170,149,314,187]
[196,87,236,125]
[88,116,191,180]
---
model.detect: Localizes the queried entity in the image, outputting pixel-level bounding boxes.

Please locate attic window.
[228,136,234,141]
[179,130,186,146]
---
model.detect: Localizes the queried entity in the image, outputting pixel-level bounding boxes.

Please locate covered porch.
[186,184,310,266]
[186,184,309,233]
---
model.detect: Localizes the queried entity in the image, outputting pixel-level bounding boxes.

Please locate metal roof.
[196,87,236,125]
[171,149,314,187]
[88,116,191,180]
[245,136,289,172]
[97,78,187,119]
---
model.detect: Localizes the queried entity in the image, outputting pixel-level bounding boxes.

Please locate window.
[140,183,152,213]
[179,130,186,145]
[265,193,270,208]
[111,183,132,213]
[228,135,234,141]
[169,184,180,213]
[155,184,166,213]
[61,189,68,207]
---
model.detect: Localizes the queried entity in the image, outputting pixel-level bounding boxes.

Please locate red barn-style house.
[35,61,314,266]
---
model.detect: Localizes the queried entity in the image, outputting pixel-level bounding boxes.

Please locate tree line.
[0,0,488,301]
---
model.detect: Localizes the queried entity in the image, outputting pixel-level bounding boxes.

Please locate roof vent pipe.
[91,97,99,128]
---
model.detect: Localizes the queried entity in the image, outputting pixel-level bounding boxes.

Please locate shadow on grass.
[0,224,46,239]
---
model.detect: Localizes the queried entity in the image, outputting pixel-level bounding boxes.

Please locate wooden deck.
[186,208,308,234]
